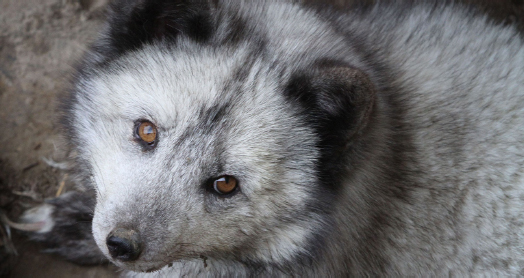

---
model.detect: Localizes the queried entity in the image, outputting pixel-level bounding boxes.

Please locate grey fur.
[22,0,524,276]
[21,191,107,265]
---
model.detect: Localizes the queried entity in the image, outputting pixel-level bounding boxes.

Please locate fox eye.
[212,175,238,195]
[135,120,158,147]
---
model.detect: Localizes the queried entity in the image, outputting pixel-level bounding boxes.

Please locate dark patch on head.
[284,60,376,191]
[187,12,214,41]
[281,47,422,273]
[198,103,230,132]
[227,54,260,86]
[231,64,251,84]
[168,102,230,158]
[95,0,214,64]
[222,14,249,45]
[286,60,374,139]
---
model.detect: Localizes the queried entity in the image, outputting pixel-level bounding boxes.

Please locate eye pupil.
[213,175,238,194]
[137,121,157,144]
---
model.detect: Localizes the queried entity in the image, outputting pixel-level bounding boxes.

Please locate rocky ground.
[0,0,522,277]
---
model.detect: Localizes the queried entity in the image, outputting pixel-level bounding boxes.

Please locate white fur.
[64,1,524,276]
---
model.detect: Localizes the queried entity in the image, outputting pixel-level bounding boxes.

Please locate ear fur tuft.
[285,60,376,148]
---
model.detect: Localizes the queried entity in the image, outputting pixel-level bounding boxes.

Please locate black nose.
[106,228,142,261]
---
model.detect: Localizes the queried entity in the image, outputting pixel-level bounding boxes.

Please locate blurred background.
[0,0,522,277]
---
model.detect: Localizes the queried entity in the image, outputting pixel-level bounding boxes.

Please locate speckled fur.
[22,0,524,276]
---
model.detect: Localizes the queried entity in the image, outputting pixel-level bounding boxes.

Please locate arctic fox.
[17,0,524,276]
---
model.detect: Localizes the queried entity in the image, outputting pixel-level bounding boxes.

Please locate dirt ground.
[0,0,118,276]
[0,0,522,277]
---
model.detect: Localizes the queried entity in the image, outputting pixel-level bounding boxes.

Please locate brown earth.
[0,0,522,277]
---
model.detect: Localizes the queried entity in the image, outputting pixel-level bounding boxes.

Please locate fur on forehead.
[93,0,278,64]
[77,41,271,126]
[87,0,342,67]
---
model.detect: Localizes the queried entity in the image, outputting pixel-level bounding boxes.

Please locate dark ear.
[94,0,214,63]
[285,61,376,150]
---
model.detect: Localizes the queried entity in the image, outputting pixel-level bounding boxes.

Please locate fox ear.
[285,61,376,148]
[92,0,214,63]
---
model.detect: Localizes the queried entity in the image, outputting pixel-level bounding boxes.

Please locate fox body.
[21,0,524,276]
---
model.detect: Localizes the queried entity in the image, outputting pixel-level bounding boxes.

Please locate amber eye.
[136,121,157,144]
[213,175,238,195]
